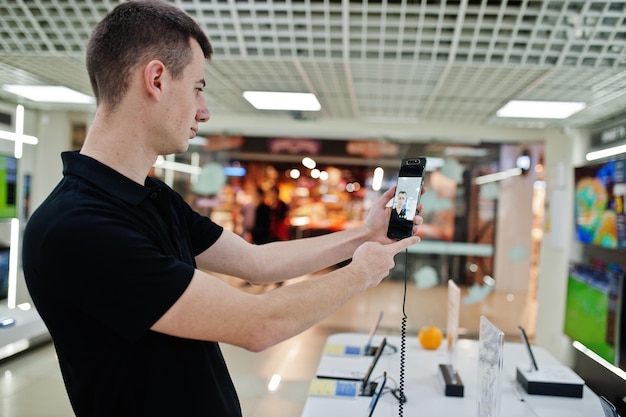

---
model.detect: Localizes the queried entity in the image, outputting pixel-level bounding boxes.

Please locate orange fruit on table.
[418,325,443,350]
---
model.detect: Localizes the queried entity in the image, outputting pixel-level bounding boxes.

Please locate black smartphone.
[366,372,387,417]
[518,326,539,371]
[599,396,618,417]
[387,157,426,240]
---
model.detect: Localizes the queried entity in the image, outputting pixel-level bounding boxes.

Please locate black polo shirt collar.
[61,151,161,206]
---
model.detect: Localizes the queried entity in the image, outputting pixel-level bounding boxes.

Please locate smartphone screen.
[387,158,426,239]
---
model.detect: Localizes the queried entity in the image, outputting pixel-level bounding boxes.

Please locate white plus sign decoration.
[0,105,39,158]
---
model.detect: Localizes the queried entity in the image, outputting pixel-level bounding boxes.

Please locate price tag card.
[477,316,504,417]
[323,344,362,356]
[308,379,359,398]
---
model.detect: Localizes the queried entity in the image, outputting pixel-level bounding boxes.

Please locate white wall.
[493,143,537,293]
[29,111,71,209]
[534,127,589,365]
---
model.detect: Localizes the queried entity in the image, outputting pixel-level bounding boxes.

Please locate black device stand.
[438,364,464,397]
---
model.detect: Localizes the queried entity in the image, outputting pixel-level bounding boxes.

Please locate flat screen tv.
[574,159,626,249]
[564,261,624,365]
[0,154,17,219]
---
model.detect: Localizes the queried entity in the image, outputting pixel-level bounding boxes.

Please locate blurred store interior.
[1,1,626,415]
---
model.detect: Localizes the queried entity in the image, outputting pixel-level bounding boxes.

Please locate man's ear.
[143,60,166,101]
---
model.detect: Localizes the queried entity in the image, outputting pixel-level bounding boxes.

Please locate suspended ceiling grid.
[0,0,625,134]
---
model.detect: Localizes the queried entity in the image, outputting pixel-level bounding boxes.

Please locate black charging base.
[438,364,464,397]
[359,381,378,397]
[364,345,378,356]
[516,366,584,398]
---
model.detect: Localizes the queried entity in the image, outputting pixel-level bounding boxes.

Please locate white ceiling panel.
[0,0,624,133]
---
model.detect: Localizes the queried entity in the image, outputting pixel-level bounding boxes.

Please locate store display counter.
[301,333,604,417]
[402,241,494,284]
[0,304,50,360]
[407,241,493,257]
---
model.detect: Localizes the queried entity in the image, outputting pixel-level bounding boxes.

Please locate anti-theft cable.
[398,248,409,417]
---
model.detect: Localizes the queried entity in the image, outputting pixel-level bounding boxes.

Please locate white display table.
[0,304,50,360]
[301,333,604,417]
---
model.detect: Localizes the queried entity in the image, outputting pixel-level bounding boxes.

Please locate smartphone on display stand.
[387,157,427,240]
[599,396,619,417]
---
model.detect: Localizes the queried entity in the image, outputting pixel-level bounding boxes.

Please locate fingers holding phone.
[351,236,420,289]
[364,187,401,242]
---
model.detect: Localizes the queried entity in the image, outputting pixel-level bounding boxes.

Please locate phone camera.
[408,159,420,165]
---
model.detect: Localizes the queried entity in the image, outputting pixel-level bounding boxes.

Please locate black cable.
[383,344,398,355]
[398,247,408,416]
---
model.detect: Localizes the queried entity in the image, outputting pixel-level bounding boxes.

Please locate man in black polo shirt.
[21,1,422,416]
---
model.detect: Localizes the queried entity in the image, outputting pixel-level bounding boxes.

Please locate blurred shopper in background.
[251,187,271,244]
[267,186,289,241]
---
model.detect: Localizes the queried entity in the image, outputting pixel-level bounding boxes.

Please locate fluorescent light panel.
[2,85,95,104]
[496,100,586,119]
[424,157,444,171]
[475,168,522,185]
[444,146,489,157]
[243,91,321,111]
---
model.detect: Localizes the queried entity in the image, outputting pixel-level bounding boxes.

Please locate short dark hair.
[86,0,213,110]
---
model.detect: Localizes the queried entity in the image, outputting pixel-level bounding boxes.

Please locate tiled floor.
[0,278,530,417]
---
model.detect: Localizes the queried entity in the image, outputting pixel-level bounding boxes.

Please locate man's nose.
[197,106,210,123]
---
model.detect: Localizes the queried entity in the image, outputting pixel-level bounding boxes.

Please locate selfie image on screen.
[388,176,423,239]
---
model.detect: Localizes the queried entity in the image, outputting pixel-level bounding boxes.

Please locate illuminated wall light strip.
[585,144,626,161]
[14,105,24,158]
[190,152,200,184]
[474,168,522,185]
[0,105,39,160]
[0,131,38,145]
[164,155,175,185]
[7,218,19,309]
[153,157,202,175]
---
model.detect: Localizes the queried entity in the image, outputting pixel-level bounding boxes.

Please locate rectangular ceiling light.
[2,85,95,104]
[475,168,523,185]
[243,91,321,111]
[496,100,586,119]
[444,146,489,157]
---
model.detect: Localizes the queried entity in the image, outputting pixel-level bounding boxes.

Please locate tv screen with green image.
[564,262,623,365]
[0,154,17,219]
